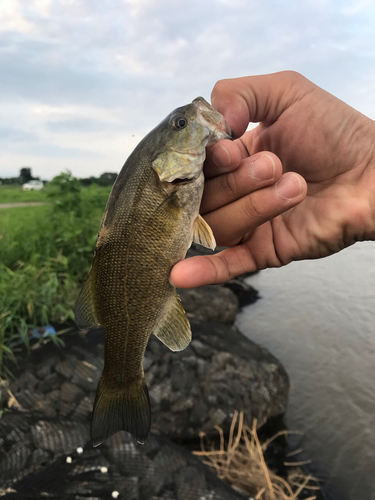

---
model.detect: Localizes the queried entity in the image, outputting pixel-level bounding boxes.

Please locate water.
[236,242,375,500]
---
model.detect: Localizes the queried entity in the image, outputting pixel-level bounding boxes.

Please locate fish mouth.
[193,97,233,140]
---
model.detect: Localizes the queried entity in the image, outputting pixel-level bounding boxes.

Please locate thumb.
[211,71,315,138]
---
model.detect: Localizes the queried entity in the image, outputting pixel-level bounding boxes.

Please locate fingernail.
[275,174,302,200]
[248,154,275,181]
[212,144,231,169]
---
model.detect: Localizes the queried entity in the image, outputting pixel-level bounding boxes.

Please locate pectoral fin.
[192,214,216,250]
[75,257,100,330]
[153,292,191,351]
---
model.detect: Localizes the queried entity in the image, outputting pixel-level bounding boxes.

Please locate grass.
[0,185,48,203]
[0,185,111,279]
[194,412,320,500]
[0,256,74,378]
[0,179,112,375]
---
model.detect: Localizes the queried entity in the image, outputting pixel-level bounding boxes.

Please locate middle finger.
[201,152,282,214]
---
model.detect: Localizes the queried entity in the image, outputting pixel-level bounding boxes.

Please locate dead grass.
[194,412,320,500]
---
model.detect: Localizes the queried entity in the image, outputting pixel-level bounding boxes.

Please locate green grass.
[0,257,74,377]
[0,178,113,375]
[0,185,112,278]
[0,185,48,203]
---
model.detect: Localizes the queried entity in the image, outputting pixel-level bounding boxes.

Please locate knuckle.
[216,252,232,283]
[219,171,238,199]
[283,70,302,80]
[242,193,265,221]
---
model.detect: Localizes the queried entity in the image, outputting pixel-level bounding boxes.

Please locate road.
[0,202,46,209]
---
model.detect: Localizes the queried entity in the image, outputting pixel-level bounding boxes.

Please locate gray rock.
[38,372,59,393]
[146,320,289,440]
[60,381,83,403]
[178,286,239,324]
[31,420,89,454]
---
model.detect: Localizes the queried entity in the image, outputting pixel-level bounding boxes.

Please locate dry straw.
[194,411,320,500]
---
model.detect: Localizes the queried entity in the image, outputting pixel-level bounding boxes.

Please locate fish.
[75,97,232,447]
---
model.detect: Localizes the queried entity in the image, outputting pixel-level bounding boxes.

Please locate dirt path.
[0,202,46,209]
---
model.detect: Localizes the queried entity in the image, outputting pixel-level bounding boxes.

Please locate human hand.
[171,71,375,288]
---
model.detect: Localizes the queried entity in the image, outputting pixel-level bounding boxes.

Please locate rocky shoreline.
[0,246,296,499]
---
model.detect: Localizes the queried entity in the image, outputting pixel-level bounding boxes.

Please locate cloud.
[45,117,124,133]
[0,126,37,142]
[1,0,375,179]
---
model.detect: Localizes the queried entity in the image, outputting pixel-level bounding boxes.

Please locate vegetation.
[0,185,48,203]
[195,412,320,500]
[0,171,113,374]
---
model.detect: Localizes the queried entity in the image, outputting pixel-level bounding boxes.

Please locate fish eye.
[173,117,187,130]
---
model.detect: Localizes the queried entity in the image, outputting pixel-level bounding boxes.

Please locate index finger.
[211,71,315,138]
[204,138,245,178]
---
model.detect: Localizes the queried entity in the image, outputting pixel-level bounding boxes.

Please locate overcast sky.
[1,0,375,180]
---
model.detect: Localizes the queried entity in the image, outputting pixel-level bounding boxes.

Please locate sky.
[1,0,375,180]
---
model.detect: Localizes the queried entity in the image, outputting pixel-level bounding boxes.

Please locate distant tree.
[100,172,117,185]
[0,177,21,185]
[20,167,33,182]
[79,173,117,187]
[80,176,97,187]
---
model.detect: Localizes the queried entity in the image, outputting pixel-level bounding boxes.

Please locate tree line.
[0,168,117,187]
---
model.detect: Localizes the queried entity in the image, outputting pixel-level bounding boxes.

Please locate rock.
[224,278,260,308]
[71,360,101,391]
[178,285,239,323]
[72,395,94,420]
[176,465,207,500]
[60,381,83,403]
[4,319,288,444]
[0,428,247,500]
[31,420,89,454]
[55,358,76,379]
[38,372,59,393]
[145,320,289,440]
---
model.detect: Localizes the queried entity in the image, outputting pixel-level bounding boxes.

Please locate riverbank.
[0,246,323,499]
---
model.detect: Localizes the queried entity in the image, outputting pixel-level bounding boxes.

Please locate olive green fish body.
[75,98,232,446]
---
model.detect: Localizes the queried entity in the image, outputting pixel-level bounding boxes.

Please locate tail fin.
[91,374,151,447]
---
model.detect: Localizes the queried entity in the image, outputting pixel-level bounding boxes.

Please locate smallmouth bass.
[75,97,232,446]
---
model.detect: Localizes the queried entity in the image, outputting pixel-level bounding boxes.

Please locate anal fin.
[192,214,216,250]
[153,292,191,352]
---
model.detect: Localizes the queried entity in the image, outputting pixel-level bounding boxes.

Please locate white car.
[22,180,44,191]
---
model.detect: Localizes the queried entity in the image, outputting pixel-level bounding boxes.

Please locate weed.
[0,175,112,375]
[0,255,76,375]
[0,185,48,203]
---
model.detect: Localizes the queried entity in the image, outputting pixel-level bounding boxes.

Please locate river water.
[236,242,375,500]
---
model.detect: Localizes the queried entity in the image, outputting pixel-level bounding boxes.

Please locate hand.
[171,71,375,288]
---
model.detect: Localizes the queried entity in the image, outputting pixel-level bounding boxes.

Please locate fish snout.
[215,118,233,140]
[193,97,233,141]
